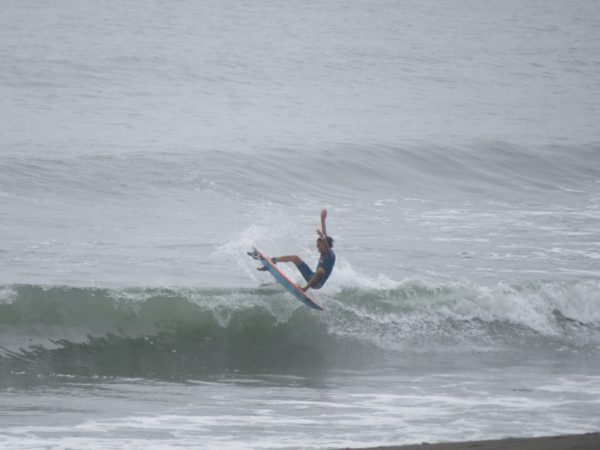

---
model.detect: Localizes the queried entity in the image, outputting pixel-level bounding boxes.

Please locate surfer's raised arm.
[317,208,331,252]
[320,208,328,237]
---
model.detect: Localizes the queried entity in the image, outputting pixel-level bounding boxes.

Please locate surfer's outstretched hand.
[319,208,328,237]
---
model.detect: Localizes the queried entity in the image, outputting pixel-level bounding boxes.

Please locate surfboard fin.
[247,250,262,260]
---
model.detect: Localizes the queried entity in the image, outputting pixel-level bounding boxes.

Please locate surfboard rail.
[252,246,324,311]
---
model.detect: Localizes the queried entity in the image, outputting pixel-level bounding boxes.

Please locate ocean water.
[1,0,600,449]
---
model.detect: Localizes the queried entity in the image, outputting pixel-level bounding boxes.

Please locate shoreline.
[341,433,600,450]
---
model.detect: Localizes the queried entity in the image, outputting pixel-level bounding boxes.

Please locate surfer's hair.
[319,236,334,248]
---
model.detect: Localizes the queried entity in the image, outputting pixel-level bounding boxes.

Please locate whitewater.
[1,0,600,449]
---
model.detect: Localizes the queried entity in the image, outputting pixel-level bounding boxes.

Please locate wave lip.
[1,281,599,380]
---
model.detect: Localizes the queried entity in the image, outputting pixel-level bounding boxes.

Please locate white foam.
[325,259,402,292]
[0,285,17,305]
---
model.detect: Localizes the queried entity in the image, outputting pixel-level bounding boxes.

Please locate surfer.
[250,209,336,292]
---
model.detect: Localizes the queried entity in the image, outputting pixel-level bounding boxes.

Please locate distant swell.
[2,142,599,205]
[1,282,599,380]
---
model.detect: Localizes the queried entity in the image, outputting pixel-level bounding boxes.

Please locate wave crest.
[1,281,599,380]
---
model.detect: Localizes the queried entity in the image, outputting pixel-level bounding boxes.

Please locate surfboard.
[250,246,324,311]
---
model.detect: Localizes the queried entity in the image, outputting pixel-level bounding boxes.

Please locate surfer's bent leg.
[272,255,314,283]
[295,261,314,283]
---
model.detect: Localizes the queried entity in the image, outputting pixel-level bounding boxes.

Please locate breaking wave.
[1,280,599,381]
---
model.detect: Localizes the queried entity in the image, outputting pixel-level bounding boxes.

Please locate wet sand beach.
[343,433,600,450]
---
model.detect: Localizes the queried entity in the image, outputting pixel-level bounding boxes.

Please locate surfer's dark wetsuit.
[296,250,336,289]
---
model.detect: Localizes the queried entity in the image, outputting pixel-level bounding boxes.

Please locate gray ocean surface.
[1,1,600,449]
